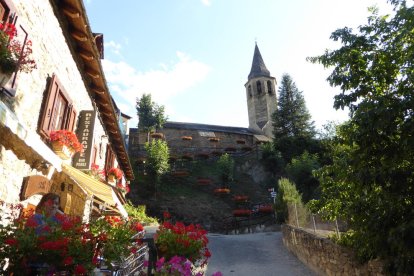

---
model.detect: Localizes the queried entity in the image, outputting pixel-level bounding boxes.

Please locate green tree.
[272,74,316,162]
[309,1,414,273]
[136,94,167,140]
[216,153,234,185]
[274,178,304,224]
[286,151,320,202]
[144,139,170,198]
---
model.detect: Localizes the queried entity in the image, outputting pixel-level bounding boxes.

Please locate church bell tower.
[245,43,277,137]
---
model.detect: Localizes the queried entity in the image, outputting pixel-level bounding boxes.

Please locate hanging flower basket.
[233,195,249,202]
[197,178,212,185]
[151,132,164,139]
[181,136,192,141]
[232,209,252,217]
[51,141,74,160]
[49,130,82,160]
[214,188,230,195]
[107,167,123,181]
[236,139,246,144]
[209,137,220,142]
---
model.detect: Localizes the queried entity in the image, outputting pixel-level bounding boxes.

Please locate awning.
[0,101,62,172]
[61,164,128,218]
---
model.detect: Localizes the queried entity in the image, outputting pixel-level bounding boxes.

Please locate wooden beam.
[78,48,94,61]
[62,5,80,19]
[70,29,88,42]
[85,66,100,79]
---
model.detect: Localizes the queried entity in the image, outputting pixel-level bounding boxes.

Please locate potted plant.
[0,22,36,85]
[107,167,123,182]
[49,130,82,160]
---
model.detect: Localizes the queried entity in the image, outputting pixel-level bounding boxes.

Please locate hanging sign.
[21,175,52,200]
[73,110,96,170]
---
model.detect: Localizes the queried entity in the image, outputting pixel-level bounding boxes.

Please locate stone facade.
[129,122,269,162]
[282,224,386,276]
[0,0,131,220]
[245,44,277,137]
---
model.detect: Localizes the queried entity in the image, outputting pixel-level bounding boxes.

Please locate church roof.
[163,121,257,135]
[248,44,271,80]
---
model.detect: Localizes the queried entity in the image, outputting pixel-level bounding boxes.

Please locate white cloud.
[104,40,123,57]
[201,0,211,6]
[102,51,211,126]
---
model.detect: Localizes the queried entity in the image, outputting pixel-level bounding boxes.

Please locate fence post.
[335,219,340,238]
[312,214,316,233]
[294,203,299,228]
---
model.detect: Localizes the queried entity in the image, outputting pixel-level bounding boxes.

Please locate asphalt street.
[205,231,316,276]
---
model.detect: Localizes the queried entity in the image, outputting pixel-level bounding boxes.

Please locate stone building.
[0,0,133,220]
[129,44,276,162]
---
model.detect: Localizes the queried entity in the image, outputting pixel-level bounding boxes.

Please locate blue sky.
[84,0,394,131]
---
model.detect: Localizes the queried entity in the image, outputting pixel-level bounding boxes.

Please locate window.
[104,144,115,173]
[0,0,26,97]
[39,74,77,138]
[256,81,262,94]
[267,81,272,94]
[248,85,252,97]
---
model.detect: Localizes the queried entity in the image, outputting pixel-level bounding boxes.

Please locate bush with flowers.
[107,167,123,180]
[0,22,36,74]
[154,220,211,266]
[0,201,95,275]
[49,129,83,153]
[0,200,145,275]
[88,216,144,269]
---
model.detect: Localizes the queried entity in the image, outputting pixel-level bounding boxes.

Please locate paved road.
[205,232,316,276]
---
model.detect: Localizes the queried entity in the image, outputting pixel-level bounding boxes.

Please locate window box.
[233,195,249,202]
[196,178,212,185]
[181,136,192,141]
[232,209,252,217]
[214,188,230,194]
[209,137,220,142]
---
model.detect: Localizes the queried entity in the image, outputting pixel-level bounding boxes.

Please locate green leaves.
[310,1,414,273]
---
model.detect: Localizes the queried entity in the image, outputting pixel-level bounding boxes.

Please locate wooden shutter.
[39,74,59,137]
[66,104,77,131]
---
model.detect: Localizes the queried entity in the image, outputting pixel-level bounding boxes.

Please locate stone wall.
[281,224,386,276]
[0,1,114,211]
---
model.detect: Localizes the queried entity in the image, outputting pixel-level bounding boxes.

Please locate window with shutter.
[0,1,33,97]
[104,144,115,173]
[38,74,77,138]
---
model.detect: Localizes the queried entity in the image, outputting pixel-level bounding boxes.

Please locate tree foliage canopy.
[272,74,315,139]
[144,139,170,178]
[309,1,414,272]
[136,94,167,133]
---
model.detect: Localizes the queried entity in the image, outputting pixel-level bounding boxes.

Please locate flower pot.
[51,141,74,160]
[108,174,116,183]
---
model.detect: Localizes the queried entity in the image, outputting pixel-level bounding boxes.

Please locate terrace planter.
[232,209,252,217]
[214,188,230,195]
[233,195,249,202]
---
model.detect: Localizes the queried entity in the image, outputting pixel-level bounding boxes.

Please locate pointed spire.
[248,43,270,80]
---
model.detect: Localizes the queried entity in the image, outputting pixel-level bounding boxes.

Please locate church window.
[248,85,252,97]
[267,81,273,94]
[256,81,262,94]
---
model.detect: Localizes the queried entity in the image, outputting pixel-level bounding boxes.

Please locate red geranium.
[107,167,123,180]
[49,129,83,153]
